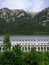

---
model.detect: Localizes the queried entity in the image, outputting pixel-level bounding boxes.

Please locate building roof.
[10,36,49,40]
[0,36,49,41]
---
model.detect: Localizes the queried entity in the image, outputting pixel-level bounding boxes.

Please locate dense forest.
[0,8,49,35]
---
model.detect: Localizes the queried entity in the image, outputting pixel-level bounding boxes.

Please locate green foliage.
[13,44,22,55]
[12,44,24,65]
[0,51,16,65]
[25,47,39,65]
[3,34,11,51]
[0,47,49,65]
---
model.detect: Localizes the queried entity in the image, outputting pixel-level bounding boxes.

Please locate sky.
[0,0,49,12]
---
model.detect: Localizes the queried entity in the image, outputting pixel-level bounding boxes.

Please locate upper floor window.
[41,43,43,45]
[31,43,33,45]
[28,43,30,45]
[44,43,46,45]
[34,43,36,45]
[16,40,18,41]
[38,43,40,45]
[47,43,49,45]
[20,43,21,45]
[25,43,27,45]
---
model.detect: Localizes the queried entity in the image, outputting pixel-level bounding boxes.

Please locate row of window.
[38,47,49,51]
[0,46,49,51]
[22,46,30,51]
[0,39,49,41]
[12,39,49,41]
[19,43,49,45]
[22,46,49,51]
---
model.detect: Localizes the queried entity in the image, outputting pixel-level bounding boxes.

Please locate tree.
[25,47,39,65]
[12,44,21,55]
[0,51,16,65]
[12,44,24,65]
[3,34,11,51]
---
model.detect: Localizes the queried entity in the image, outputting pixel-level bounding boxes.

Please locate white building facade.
[0,36,49,51]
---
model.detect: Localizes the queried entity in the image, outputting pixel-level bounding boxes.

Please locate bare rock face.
[34,7,49,22]
[0,8,33,22]
[0,7,49,23]
[17,12,25,18]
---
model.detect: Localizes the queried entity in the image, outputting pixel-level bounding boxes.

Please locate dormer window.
[13,40,15,41]
[28,40,30,41]
[20,40,21,41]
[22,40,24,41]
[38,40,40,41]
[25,40,27,41]
[16,40,18,41]
[34,40,35,41]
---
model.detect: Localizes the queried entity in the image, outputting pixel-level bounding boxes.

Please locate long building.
[0,36,49,51]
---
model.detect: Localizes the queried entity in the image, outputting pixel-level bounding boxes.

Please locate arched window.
[47,47,49,50]
[41,47,43,51]
[25,46,27,51]
[28,46,30,51]
[22,47,24,51]
[44,46,46,50]
[38,47,40,51]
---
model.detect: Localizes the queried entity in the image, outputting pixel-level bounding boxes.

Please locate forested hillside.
[0,8,49,35]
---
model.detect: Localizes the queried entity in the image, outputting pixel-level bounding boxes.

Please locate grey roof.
[10,36,49,40]
[0,36,49,41]
[0,36,3,41]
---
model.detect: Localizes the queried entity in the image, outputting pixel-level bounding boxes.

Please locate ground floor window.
[22,47,24,51]
[41,47,43,51]
[38,47,40,51]
[28,46,30,51]
[25,46,27,51]
[44,46,46,50]
[0,47,1,51]
[47,47,49,50]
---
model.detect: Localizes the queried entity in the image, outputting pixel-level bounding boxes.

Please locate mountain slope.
[0,8,49,35]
